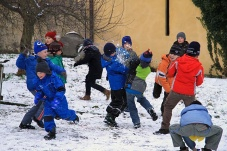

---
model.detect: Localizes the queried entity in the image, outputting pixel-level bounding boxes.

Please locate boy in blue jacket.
[169,100,223,151]
[34,58,79,140]
[101,43,129,127]
[16,40,66,129]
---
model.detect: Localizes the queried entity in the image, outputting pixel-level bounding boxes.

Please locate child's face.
[45,36,55,45]
[37,72,46,79]
[123,42,132,50]
[177,37,185,44]
[37,49,48,59]
[169,54,179,62]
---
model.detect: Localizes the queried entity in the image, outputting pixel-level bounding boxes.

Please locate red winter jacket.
[168,54,204,95]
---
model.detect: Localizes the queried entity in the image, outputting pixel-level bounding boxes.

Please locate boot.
[180,147,189,151]
[103,89,111,100]
[104,113,118,127]
[33,117,44,128]
[73,115,80,124]
[19,123,35,129]
[44,128,56,140]
[148,108,158,121]
[80,95,91,100]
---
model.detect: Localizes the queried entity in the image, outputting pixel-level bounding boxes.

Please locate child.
[153,44,183,116]
[48,41,66,83]
[34,58,79,140]
[173,32,189,55]
[16,40,66,129]
[169,100,223,151]
[74,39,110,100]
[125,49,158,128]
[154,41,204,135]
[45,30,61,49]
[101,42,129,127]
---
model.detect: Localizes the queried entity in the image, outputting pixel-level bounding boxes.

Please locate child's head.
[48,41,63,55]
[83,39,93,47]
[34,40,48,59]
[36,58,52,79]
[176,32,186,44]
[169,44,182,61]
[104,43,116,57]
[140,49,153,68]
[45,31,57,45]
[122,36,132,50]
[186,41,200,57]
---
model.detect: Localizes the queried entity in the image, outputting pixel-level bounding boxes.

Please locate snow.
[0,54,226,151]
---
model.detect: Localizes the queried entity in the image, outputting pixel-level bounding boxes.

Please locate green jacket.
[49,55,66,83]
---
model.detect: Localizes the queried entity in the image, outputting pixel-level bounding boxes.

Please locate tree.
[0,0,125,51]
[192,0,227,77]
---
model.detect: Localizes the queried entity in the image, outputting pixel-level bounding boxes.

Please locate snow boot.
[33,117,44,128]
[153,129,169,135]
[80,95,91,100]
[104,113,118,127]
[73,115,80,124]
[44,128,56,140]
[133,123,141,129]
[148,108,158,121]
[19,123,35,129]
[103,89,111,100]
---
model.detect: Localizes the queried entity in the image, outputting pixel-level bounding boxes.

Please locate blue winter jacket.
[101,54,129,90]
[16,54,65,91]
[34,72,65,102]
[180,104,213,127]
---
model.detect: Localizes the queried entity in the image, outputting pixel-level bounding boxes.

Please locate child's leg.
[126,92,140,125]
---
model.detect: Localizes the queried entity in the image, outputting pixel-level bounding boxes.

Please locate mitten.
[51,99,60,109]
[103,54,111,61]
[125,74,135,89]
[61,72,67,79]
[22,48,29,57]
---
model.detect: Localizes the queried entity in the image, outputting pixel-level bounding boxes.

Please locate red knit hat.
[45,31,57,41]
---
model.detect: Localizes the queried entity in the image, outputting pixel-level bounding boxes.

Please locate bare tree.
[0,0,125,51]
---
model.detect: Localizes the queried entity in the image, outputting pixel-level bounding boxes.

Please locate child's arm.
[16,54,27,69]
[196,66,204,86]
[167,60,177,77]
[47,59,66,74]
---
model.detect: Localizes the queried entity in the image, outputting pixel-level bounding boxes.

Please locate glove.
[103,54,111,61]
[22,48,29,57]
[51,99,60,109]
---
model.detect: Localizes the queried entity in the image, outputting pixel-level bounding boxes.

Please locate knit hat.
[122,36,132,46]
[35,58,52,74]
[186,41,200,57]
[45,31,57,41]
[190,100,202,105]
[140,49,153,63]
[34,40,48,54]
[83,39,93,47]
[169,44,182,56]
[103,43,116,56]
[48,41,62,54]
[177,32,186,40]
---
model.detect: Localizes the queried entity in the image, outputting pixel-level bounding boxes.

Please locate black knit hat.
[36,58,52,74]
[190,100,202,105]
[83,39,93,47]
[103,43,116,56]
[186,41,200,57]
[169,44,182,56]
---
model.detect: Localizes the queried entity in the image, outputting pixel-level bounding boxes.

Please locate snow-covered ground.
[0,54,226,151]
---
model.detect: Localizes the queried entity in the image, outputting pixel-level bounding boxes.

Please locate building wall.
[95,0,212,74]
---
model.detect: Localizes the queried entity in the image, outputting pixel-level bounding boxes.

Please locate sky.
[0,54,226,151]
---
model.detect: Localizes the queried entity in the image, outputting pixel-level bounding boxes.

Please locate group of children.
[16,31,223,150]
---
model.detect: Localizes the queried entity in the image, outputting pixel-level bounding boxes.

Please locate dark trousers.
[85,74,105,95]
[106,89,127,117]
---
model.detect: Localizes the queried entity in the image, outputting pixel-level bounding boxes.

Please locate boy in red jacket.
[154,41,204,135]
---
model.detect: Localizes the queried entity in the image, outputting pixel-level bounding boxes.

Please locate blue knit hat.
[186,41,200,57]
[103,43,116,56]
[34,40,48,54]
[122,36,132,46]
[140,49,153,63]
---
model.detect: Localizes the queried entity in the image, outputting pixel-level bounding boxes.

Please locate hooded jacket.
[168,54,204,95]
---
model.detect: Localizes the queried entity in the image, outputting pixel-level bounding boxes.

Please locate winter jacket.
[101,54,129,90]
[155,54,173,93]
[74,45,103,79]
[180,104,213,127]
[49,55,66,83]
[173,41,189,56]
[126,65,151,94]
[116,47,138,68]
[168,54,204,95]
[16,54,65,91]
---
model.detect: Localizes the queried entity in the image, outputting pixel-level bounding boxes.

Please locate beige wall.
[95,0,212,74]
